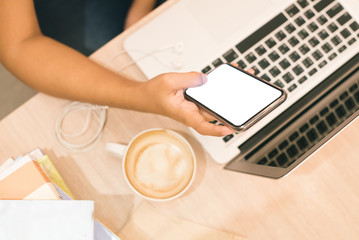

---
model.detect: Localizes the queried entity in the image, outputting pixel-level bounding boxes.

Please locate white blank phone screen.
[186,64,283,126]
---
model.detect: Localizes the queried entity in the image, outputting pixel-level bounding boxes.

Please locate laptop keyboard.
[251,72,359,167]
[201,0,359,144]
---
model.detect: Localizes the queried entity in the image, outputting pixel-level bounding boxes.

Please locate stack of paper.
[0,200,94,240]
[0,158,60,200]
[0,148,122,240]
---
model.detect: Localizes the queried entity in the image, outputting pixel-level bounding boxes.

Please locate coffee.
[124,129,195,200]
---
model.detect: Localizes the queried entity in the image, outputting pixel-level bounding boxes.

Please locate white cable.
[55,102,108,152]
[106,43,185,73]
[54,43,184,152]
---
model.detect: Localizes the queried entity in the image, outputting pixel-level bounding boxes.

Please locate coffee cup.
[106,128,196,201]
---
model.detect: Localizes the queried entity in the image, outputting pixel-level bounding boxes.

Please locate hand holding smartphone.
[184,64,287,131]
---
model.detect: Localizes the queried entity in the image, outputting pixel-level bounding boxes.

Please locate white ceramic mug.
[106,128,196,201]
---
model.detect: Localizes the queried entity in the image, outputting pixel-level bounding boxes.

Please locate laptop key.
[255,45,267,56]
[275,30,287,41]
[316,120,328,134]
[268,161,277,167]
[245,52,257,63]
[338,45,347,53]
[304,9,315,19]
[289,131,299,141]
[302,57,314,68]
[279,140,289,150]
[274,80,284,88]
[287,145,299,158]
[279,59,291,70]
[308,22,319,32]
[326,112,338,126]
[328,23,338,33]
[251,66,260,75]
[235,13,288,54]
[297,136,309,150]
[326,3,343,18]
[309,37,320,47]
[265,38,277,48]
[297,0,309,9]
[340,28,351,39]
[268,149,279,158]
[339,91,348,100]
[288,84,297,92]
[310,115,319,125]
[286,4,300,17]
[283,72,294,83]
[223,49,238,62]
[319,107,329,116]
[257,157,268,165]
[331,35,342,46]
[277,153,289,166]
[279,43,290,54]
[312,50,323,60]
[318,30,329,40]
[354,91,359,103]
[321,43,332,53]
[289,51,300,62]
[317,15,328,25]
[337,12,352,26]
[270,66,281,77]
[349,22,359,32]
[306,128,318,142]
[329,99,339,108]
[261,73,271,81]
[348,38,357,45]
[349,83,358,93]
[212,58,223,67]
[202,66,211,74]
[268,51,280,61]
[298,76,308,84]
[319,60,327,68]
[328,53,337,60]
[295,16,306,26]
[223,134,234,142]
[335,105,347,118]
[314,0,334,13]
[344,97,356,111]
[258,58,270,69]
[237,60,247,69]
[288,36,300,47]
[298,29,309,39]
[299,123,310,133]
[285,23,296,34]
[299,44,310,54]
[293,65,304,76]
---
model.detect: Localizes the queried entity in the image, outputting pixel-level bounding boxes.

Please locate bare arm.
[0,0,140,109]
[0,0,233,136]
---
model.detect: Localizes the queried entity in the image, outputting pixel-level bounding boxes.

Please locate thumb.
[169,72,207,90]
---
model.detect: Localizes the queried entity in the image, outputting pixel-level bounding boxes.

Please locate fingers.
[193,120,234,136]
[167,72,207,89]
[185,111,234,136]
[247,68,255,75]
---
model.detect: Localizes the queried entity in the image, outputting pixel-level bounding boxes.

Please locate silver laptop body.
[123,0,359,177]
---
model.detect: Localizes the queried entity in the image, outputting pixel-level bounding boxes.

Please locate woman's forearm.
[2,34,142,109]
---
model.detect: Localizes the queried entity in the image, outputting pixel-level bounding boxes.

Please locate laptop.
[123,0,359,178]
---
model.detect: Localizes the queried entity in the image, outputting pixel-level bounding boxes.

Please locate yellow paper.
[37,155,74,199]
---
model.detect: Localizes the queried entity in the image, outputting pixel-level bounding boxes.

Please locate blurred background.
[0,64,36,120]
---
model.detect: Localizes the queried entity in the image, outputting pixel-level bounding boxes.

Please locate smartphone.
[184,63,287,131]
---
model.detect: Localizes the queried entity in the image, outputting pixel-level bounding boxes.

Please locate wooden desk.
[1,1,359,239]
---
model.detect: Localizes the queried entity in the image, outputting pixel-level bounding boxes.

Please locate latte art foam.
[124,130,195,199]
[135,143,187,192]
